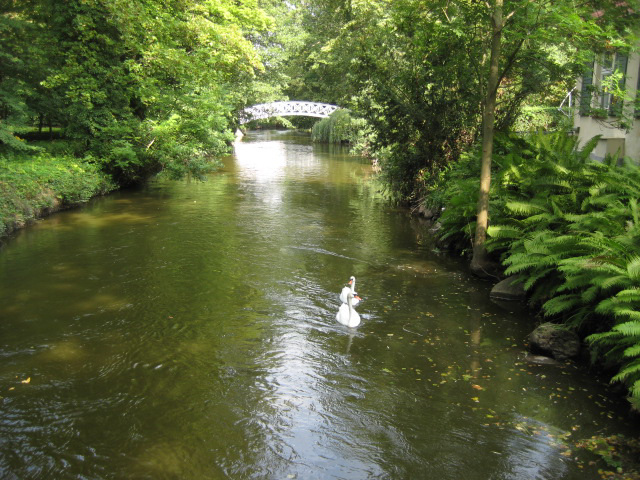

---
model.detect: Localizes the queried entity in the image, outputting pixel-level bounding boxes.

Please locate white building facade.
[574,49,640,162]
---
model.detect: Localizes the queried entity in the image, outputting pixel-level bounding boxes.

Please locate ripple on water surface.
[0,130,638,479]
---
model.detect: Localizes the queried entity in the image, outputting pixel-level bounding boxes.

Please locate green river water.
[0,130,638,479]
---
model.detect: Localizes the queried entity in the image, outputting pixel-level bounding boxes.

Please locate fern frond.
[623,344,640,358]
[614,288,640,302]
[627,256,640,281]
[505,201,547,216]
[601,275,633,290]
[595,297,621,315]
[579,237,629,258]
[581,285,602,304]
[555,273,594,292]
[504,261,540,275]
[629,198,639,227]
[523,268,554,291]
[587,330,622,345]
[487,225,523,239]
[631,379,640,398]
[578,135,601,162]
[543,294,581,316]
[502,252,532,266]
[612,320,640,335]
[612,359,640,382]
[522,213,559,226]
[533,177,572,192]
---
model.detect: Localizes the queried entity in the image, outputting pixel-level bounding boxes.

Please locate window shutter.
[609,54,627,116]
[579,61,594,116]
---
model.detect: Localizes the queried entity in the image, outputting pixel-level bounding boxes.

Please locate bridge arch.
[239,101,340,124]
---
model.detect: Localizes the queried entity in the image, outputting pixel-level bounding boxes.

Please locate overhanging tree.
[1,0,272,183]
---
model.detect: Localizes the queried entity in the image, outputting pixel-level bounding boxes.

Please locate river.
[0,130,637,479]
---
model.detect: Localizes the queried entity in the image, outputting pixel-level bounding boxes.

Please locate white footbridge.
[239,101,339,124]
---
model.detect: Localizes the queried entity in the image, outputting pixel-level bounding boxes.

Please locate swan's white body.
[339,276,360,306]
[336,292,361,328]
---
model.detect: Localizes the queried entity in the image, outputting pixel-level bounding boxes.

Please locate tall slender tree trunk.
[470,0,503,277]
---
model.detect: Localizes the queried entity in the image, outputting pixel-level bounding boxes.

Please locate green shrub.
[0,154,116,236]
[312,109,368,145]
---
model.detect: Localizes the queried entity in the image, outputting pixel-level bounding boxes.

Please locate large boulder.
[528,323,580,361]
[490,275,526,301]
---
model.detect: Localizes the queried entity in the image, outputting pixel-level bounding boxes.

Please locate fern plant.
[437,130,640,406]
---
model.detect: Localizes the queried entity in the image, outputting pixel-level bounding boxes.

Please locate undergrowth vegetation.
[0,153,116,238]
[428,131,640,409]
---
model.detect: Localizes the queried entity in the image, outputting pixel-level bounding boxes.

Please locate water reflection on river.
[0,130,637,479]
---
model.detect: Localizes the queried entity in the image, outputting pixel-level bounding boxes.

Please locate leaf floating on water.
[471,397,480,402]
[472,384,484,391]
[381,368,392,373]
[21,377,30,384]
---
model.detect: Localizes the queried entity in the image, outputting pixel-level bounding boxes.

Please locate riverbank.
[0,154,116,241]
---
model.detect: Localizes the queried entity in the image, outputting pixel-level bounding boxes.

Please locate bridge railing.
[240,101,339,124]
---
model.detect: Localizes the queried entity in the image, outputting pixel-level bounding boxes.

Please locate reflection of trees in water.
[470,324,482,380]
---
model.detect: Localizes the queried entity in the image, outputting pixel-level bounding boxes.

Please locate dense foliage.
[432,131,640,407]
[311,109,367,145]
[1,0,272,182]
[0,153,115,237]
[283,0,632,203]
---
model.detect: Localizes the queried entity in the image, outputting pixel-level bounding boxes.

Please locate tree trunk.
[470,0,503,277]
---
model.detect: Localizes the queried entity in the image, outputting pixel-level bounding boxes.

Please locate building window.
[579,61,594,116]
[579,53,627,117]
[600,53,615,111]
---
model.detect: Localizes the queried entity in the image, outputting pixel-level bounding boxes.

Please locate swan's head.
[348,276,356,284]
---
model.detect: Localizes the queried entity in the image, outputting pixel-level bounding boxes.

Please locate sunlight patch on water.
[39,339,86,363]
[73,293,130,313]
[34,211,154,230]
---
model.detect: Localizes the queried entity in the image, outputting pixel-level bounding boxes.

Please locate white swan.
[336,291,361,328]
[339,276,360,306]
